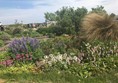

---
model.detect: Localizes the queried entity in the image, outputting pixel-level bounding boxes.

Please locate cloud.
[73,0,118,14]
[0,0,118,25]
[0,8,45,24]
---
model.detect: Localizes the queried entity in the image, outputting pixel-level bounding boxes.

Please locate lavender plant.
[8,37,39,59]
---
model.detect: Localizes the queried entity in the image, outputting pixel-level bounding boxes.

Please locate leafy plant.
[12,27,23,35]
[40,36,73,55]
[79,41,118,62]
[0,32,11,41]
[0,40,4,47]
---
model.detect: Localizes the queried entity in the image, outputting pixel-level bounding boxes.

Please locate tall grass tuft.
[81,13,118,41]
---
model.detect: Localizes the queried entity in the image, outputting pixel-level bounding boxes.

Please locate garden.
[0,6,118,83]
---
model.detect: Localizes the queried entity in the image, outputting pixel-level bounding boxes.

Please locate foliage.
[79,41,118,62]
[40,36,75,55]
[0,40,4,47]
[48,33,55,38]
[0,38,118,83]
[81,13,118,41]
[36,25,73,36]
[4,27,14,35]
[42,53,118,79]
[45,6,88,34]
[23,30,41,37]
[45,12,56,21]
[0,32,11,41]
[90,5,107,14]
[0,63,35,74]
[0,49,118,83]
[51,25,66,36]
[12,27,23,35]
[36,27,54,35]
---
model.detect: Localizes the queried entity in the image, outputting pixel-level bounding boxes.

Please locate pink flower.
[21,54,24,57]
[0,59,13,66]
[25,54,29,58]
[16,54,22,60]
[6,60,13,66]
[29,57,32,60]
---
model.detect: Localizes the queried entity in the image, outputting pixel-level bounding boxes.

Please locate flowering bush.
[35,52,83,70]
[9,37,39,54]
[41,53,118,78]
[9,37,40,61]
[43,53,79,66]
[15,53,32,61]
[0,53,33,67]
[0,59,13,67]
[80,41,118,62]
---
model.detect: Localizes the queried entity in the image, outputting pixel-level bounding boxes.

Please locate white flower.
[70,53,75,56]
[44,55,48,59]
[51,57,57,63]
[49,54,54,58]
[66,57,71,65]
[47,61,52,66]
[73,56,78,62]
[63,53,67,59]
[57,54,63,61]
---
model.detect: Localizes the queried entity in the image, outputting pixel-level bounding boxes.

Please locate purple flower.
[9,37,39,56]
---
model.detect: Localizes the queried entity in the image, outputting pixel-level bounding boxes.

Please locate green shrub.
[22,30,41,37]
[22,30,29,36]
[40,36,74,55]
[30,31,41,37]
[0,40,4,47]
[52,26,66,36]
[12,27,23,35]
[48,33,55,38]
[0,32,11,41]
[36,27,52,35]
[36,25,69,36]
[4,27,13,35]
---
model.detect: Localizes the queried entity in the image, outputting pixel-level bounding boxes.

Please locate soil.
[0,79,6,83]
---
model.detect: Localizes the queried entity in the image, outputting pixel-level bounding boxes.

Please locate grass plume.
[81,13,118,41]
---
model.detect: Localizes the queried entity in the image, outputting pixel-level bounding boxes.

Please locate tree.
[44,12,56,22]
[110,13,116,18]
[44,7,88,34]
[73,7,88,32]
[90,5,107,14]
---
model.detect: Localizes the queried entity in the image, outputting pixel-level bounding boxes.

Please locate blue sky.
[0,0,34,9]
[0,0,118,24]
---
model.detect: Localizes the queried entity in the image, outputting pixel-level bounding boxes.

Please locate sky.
[0,0,118,25]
